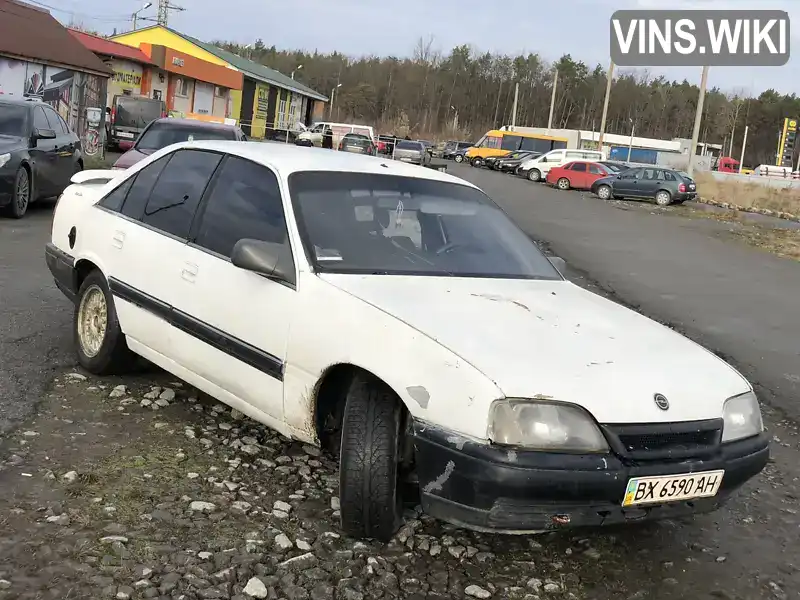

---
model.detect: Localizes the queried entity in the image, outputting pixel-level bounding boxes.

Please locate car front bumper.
[45,243,78,302]
[412,420,769,533]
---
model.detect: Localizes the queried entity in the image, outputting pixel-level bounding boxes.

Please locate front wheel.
[596,184,612,200]
[339,375,404,541]
[655,190,672,206]
[470,157,483,168]
[557,177,570,190]
[527,168,541,182]
[74,270,134,375]
[454,154,464,163]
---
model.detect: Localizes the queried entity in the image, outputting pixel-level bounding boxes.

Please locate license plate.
[622,470,724,507]
[345,146,362,153]
[116,132,134,138]
[399,157,412,162]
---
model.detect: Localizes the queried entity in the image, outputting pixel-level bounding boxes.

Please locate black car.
[591,165,697,206]
[442,140,473,160]
[339,133,376,155]
[482,151,513,170]
[0,98,82,218]
[493,151,540,173]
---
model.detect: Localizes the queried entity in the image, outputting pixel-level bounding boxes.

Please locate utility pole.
[738,125,748,173]
[157,0,184,26]
[687,65,710,178]
[597,60,614,153]
[492,79,504,128]
[511,82,519,129]
[546,68,558,133]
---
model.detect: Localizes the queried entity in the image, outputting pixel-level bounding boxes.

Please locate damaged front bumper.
[412,419,769,533]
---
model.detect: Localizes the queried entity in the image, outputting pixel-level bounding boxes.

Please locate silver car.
[393,140,431,166]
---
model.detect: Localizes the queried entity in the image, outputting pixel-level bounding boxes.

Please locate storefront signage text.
[113,70,142,87]
[172,56,185,67]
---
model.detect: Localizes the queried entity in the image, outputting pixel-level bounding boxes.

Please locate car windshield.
[396,141,421,151]
[115,97,162,129]
[602,163,625,172]
[0,104,28,137]
[289,171,562,280]
[135,122,236,151]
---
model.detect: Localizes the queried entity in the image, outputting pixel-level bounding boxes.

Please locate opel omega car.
[46,141,768,541]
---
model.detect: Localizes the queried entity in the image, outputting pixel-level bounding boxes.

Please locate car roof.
[151,117,236,130]
[164,140,479,187]
[0,98,38,108]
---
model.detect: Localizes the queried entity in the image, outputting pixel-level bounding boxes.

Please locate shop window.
[175,78,190,97]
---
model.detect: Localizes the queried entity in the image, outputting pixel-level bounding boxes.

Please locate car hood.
[320,274,749,423]
[593,175,616,187]
[0,135,26,154]
[113,148,148,169]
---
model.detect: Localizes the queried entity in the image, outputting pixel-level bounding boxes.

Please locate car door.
[168,155,295,422]
[614,167,642,196]
[568,161,588,188]
[637,168,661,198]
[43,105,76,189]
[99,150,222,357]
[587,163,607,187]
[30,105,58,196]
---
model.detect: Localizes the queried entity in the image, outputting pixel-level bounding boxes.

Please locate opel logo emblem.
[654,393,670,411]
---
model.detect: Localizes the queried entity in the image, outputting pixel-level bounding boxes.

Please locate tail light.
[338,142,343,150]
[678,183,686,192]
[110,107,115,124]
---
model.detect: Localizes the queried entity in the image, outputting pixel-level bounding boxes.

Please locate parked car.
[442,141,473,160]
[452,146,472,163]
[597,160,630,173]
[106,95,166,151]
[112,118,246,169]
[0,97,83,218]
[393,140,431,166]
[591,166,698,205]
[46,141,769,541]
[416,139,434,156]
[492,151,540,172]
[546,161,614,190]
[520,148,604,182]
[338,133,376,155]
[482,151,513,170]
[297,122,375,149]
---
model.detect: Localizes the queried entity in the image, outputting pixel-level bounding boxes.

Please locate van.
[107,95,167,151]
[297,122,375,148]
[519,148,605,182]
[465,129,568,166]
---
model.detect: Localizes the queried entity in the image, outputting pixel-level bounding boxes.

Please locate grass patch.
[694,171,800,216]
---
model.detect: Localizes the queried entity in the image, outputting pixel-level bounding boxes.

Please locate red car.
[546,161,611,190]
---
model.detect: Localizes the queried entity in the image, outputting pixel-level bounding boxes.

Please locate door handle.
[112,230,125,249]
[181,262,198,283]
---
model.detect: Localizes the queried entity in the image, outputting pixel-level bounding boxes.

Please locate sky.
[46,0,799,97]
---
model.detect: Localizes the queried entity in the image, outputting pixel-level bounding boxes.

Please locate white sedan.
[46,140,769,541]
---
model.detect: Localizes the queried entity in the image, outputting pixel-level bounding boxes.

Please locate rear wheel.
[74,270,134,375]
[655,190,672,206]
[557,177,570,190]
[527,168,542,182]
[339,375,405,541]
[596,184,612,200]
[5,166,31,219]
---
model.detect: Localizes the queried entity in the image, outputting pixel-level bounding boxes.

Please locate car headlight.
[0,153,11,169]
[487,399,609,452]
[722,391,763,442]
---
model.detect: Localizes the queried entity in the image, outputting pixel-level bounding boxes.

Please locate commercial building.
[0,0,112,136]
[110,26,327,138]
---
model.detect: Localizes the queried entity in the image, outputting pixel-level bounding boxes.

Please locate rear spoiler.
[70,169,121,186]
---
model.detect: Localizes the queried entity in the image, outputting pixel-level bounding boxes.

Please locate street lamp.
[627,117,635,162]
[132,1,152,30]
[328,83,342,119]
[291,64,303,80]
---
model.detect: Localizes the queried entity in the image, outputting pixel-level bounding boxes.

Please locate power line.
[157,0,184,26]
[24,0,133,21]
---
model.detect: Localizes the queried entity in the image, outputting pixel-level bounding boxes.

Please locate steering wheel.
[436,242,479,256]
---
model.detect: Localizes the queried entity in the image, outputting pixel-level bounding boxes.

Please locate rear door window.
[141,150,222,239]
[115,97,163,129]
[570,162,587,172]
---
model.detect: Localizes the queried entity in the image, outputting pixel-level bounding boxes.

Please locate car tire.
[454,154,463,163]
[557,177,570,190]
[655,190,672,206]
[74,270,134,375]
[470,157,483,168]
[339,374,404,541]
[596,184,612,199]
[5,166,32,219]
[527,168,542,182]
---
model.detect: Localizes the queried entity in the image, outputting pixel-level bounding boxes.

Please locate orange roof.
[68,29,155,66]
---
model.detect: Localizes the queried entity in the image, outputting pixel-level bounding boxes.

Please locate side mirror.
[548,256,566,272]
[231,238,295,285]
[34,128,57,140]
